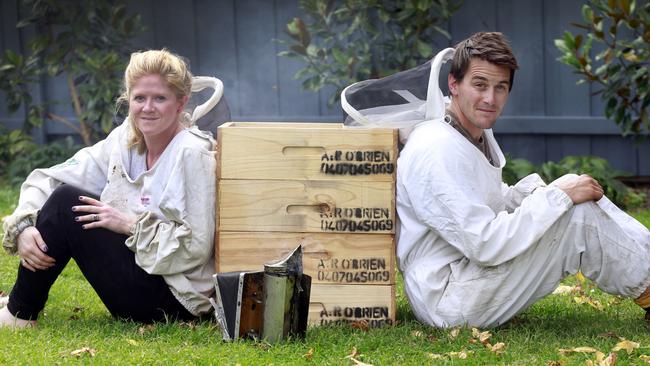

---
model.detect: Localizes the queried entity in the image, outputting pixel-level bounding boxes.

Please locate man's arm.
[404,147,573,267]
[501,173,547,212]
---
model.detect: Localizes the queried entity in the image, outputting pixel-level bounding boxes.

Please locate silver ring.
[93,214,100,221]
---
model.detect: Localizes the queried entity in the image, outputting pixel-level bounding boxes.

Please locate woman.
[0,49,216,327]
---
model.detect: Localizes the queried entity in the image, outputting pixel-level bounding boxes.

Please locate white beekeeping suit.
[342,48,650,328]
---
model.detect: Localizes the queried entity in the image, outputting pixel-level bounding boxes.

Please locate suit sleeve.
[500,173,548,212]
[2,128,116,254]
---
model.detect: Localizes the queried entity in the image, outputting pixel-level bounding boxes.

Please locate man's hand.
[72,196,137,235]
[550,173,604,204]
[17,226,55,272]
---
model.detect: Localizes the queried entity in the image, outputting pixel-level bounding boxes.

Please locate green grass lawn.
[1,184,650,365]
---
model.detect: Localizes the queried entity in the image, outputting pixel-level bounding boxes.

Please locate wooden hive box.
[216,122,397,327]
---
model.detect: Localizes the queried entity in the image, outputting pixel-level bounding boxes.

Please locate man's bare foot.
[0,306,36,328]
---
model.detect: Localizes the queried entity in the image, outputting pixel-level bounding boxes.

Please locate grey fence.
[1,0,648,176]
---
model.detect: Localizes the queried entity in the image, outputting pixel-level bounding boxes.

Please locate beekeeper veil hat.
[341,48,455,144]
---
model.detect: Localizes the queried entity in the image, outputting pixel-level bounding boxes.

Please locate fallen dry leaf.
[427,350,475,360]
[304,348,314,361]
[488,342,506,355]
[349,358,373,366]
[612,339,639,354]
[126,339,138,346]
[449,327,460,339]
[573,295,604,311]
[639,355,650,363]
[558,346,599,355]
[138,324,156,335]
[70,347,97,357]
[587,351,616,366]
[345,347,360,360]
[553,285,578,295]
[427,335,438,343]
[447,351,471,359]
[471,328,492,344]
[546,361,564,366]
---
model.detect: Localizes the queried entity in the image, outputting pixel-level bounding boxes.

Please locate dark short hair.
[450,32,519,91]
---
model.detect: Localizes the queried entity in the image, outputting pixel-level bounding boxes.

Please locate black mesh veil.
[342,48,455,143]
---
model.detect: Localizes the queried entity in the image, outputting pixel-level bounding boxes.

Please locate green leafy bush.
[0,126,36,179]
[554,0,649,137]
[0,0,143,145]
[278,0,463,105]
[501,157,537,186]
[503,155,645,210]
[5,138,80,187]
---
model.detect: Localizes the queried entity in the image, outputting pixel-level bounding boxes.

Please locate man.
[396,31,650,328]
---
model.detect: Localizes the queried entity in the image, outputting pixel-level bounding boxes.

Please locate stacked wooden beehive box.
[216,122,397,327]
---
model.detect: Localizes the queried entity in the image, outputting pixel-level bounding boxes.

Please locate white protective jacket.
[2,121,217,316]
[396,119,574,326]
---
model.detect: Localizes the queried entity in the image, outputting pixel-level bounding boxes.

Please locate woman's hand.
[72,196,138,236]
[17,226,55,272]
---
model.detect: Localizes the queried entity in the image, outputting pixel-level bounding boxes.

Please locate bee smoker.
[212,245,311,342]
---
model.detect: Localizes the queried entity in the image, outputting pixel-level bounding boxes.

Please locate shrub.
[554,0,650,137]
[503,155,645,210]
[278,0,463,105]
[7,137,80,186]
[0,126,36,180]
[0,0,143,145]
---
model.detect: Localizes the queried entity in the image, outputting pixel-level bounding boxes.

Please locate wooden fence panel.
[235,0,280,118]
[543,0,591,116]
[591,136,639,175]
[498,135,547,165]
[498,0,545,117]
[274,0,322,119]
[450,0,496,41]
[545,136,592,163]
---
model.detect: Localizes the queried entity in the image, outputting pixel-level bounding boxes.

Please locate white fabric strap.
[340,80,374,126]
[425,47,455,120]
[190,76,224,123]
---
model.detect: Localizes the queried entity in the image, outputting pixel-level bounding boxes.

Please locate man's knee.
[566,199,600,223]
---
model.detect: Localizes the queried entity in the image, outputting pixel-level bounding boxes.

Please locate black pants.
[7,185,195,323]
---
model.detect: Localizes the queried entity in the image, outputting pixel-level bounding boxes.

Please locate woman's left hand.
[72,196,138,236]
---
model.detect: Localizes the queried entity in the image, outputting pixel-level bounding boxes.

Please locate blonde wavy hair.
[117,49,193,154]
